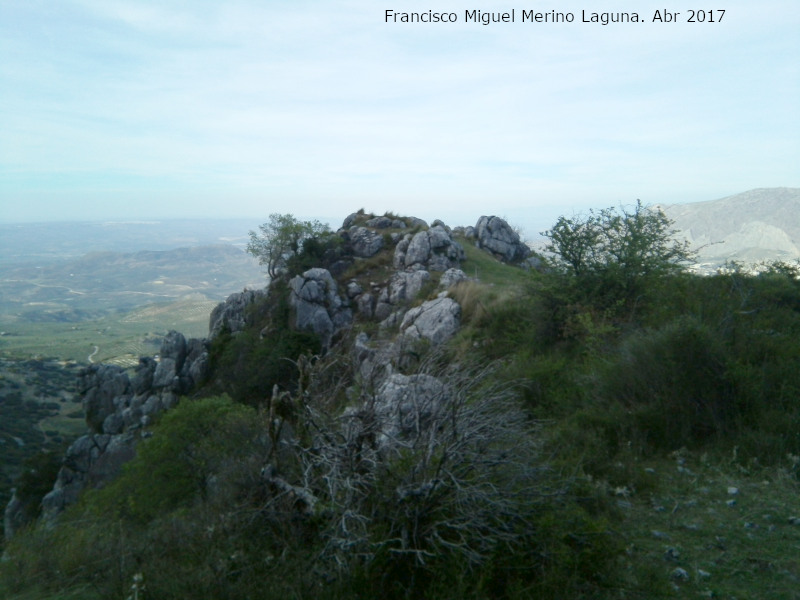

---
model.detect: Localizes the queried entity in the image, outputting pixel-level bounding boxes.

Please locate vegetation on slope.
[2,206,800,599]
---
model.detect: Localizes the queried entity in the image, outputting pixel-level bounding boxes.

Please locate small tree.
[247,214,332,279]
[543,200,694,306]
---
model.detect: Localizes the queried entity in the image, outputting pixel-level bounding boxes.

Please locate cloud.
[1,0,798,225]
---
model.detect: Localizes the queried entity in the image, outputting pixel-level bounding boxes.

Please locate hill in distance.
[658,187,800,272]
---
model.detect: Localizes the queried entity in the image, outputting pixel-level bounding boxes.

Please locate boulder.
[209,288,269,340]
[406,217,429,229]
[152,357,178,390]
[474,215,530,263]
[365,216,406,229]
[388,270,431,305]
[404,231,431,267]
[348,226,385,258]
[131,357,156,395]
[400,295,461,345]
[102,412,125,435]
[394,225,465,272]
[439,268,469,289]
[341,212,361,229]
[289,268,352,349]
[356,292,374,318]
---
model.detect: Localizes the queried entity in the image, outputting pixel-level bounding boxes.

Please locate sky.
[1,0,798,239]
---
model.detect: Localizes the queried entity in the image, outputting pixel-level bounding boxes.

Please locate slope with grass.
[2,209,800,599]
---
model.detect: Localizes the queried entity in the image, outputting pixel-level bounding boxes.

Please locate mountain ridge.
[657,187,800,269]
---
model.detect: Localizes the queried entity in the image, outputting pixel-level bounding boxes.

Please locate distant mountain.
[657,188,800,272]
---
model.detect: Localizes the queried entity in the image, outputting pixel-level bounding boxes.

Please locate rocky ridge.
[5,212,535,537]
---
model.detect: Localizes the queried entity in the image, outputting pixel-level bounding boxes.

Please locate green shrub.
[599,316,732,451]
[207,282,321,404]
[83,396,259,524]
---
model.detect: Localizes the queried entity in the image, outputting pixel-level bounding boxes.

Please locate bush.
[542,201,694,317]
[207,282,322,404]
[83,396,260,525]
[599,316,732,450]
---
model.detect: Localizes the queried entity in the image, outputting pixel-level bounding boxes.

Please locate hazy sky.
[1,0,798,237]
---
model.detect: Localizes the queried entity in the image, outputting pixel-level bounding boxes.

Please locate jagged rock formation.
[25,330,211,527]
[209,288,269,339]
[289,268,353,349]
[472,215,531,263]
[80,330,207,436]
[393,224,465,271]
[40,432,136,525]
[373,270,431,322]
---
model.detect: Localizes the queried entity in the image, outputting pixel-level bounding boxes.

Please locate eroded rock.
[474,215,530,263]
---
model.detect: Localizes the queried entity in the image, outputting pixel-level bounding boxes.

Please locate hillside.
[2,208,800,600]
[658,187,800,271]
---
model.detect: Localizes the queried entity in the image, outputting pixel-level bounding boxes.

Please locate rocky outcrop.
[41,432,136,525]
[289,268,353,349]
[209,288,269,339]
[347,226,385,258]
[79,364,131,433]
[373,373,449,447]
[400,294,461,346]
[394,224,465,272]
[365,216,406,229]
[32,330,210,527]
[474,216,530,263]
[374,270,431,321]
[80,331,208,436]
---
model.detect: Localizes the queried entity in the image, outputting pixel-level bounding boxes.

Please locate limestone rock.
[289,268,352,349]
[439,268,469,289]
[341,212,360,229]
[406,217,429,229]
[365,216,406,229]
[209,288,269,340]
[131,357,156,394]
[41,432,135,526]
[160,330,187,372]
[475,215,530,263]
[393,225,465,272]
[388,270,431,305]
[348,226,385,258]
[78,364,131,433]
[400,295,461,345]
[152,357,178,390]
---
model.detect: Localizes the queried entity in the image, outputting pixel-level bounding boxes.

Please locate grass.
[606,450,800,598]
[458,236,534,287]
